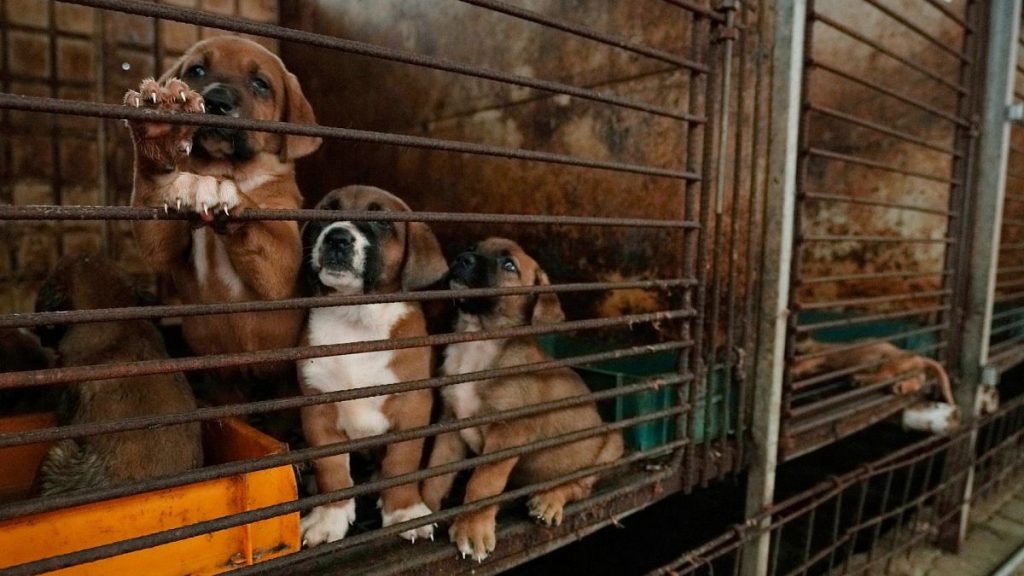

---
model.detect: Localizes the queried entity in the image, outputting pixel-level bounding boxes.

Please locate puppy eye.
[250,75,271,94]
[185,64,206,78]
[501,258,518,273]
[370,220,393,233]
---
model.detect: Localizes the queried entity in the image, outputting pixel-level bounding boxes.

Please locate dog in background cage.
[297,186,448,546]
[422,237,624,562]
[122,36,321,403]
[33,255,202,495]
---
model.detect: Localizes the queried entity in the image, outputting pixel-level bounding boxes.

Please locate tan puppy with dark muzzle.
[298,186,448,546]
[34,255,202,495]
[122,37,321,390]
[422,238,624,562]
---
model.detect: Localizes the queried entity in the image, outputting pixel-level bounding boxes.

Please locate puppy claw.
[222,204,230,216]
[179,91,187,103]
[202,203,209,216]
[162,203,169,214]
[150,92,158,104]
[199,102,205,113]
[176,198,182,212]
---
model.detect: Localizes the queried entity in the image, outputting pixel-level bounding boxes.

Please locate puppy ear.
[531,269,565,325]
[402,222,448,290]
[280,71,322,161]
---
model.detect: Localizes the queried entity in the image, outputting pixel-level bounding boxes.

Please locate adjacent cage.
[780,0,981,460]
[989,15,1024,372]
[0,0,771,574]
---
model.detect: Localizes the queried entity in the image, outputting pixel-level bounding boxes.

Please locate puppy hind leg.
[527,432,623,527]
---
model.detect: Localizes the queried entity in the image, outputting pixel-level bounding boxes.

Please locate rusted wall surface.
[281,0,770,328]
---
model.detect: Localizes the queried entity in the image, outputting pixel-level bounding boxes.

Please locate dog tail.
[921,358,955,407]
[38,439,109,496]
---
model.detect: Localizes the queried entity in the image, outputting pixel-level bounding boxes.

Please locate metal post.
[940,0,1023,550]
[740,0,806,574]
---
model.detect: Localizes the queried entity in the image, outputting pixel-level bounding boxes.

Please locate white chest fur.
[441,329,503,454]
[300,303,411,439]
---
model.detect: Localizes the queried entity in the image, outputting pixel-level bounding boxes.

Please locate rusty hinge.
[713,0,740,42]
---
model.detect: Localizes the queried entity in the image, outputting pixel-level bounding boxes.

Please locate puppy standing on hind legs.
[422,238,624,562]
[123,37,322,404]
[297,186,448,547]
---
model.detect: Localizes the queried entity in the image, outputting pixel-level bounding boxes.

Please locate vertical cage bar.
[939,0,1023,550]
[741,0,806,573]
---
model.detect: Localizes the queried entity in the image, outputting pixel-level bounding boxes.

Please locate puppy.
[792,338,955,405]
[422,238,624,562]
[122,36,321,389]
[34,255,202,495]
[297,186,448,546]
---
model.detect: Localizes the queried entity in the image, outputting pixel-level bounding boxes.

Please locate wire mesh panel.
[780,0,982,460]
[988,14,1024,371]
[649,394,1024,576]
[0,0,771,574]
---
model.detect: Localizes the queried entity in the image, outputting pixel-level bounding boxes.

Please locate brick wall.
[0,0,278,313]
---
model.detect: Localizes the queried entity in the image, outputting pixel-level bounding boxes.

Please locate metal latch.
[1010,103,1024,122]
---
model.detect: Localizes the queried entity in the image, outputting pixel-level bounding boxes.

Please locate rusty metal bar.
[0,341,692,449]
[800,234,954,244]
[741,0,805,572]
[795,305,948,333]
[0,93,697,180]
[3,409,683,575]
[802,192,956,217]
[0,204,698,227]
[796,288,952,311]
[455,0,707,72]
[811,13,968,95]
[0,308,694,389]
[793,323,949,362]
[799,268,952,285]
[60,0,701,122]
[789,369,928,419]
[923,0,974,30]
[0,376,689,523]
[809,61,970,127]
[808,103,962,155]
[805,146,963,184]
[0,279,694,329]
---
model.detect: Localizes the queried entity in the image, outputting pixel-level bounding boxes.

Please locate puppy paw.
[161,175,239,222]
[449,510,496,563]
[300,500,356,548]
[527,489,566,527]
[381,501,436,543]
[124,77,204,170]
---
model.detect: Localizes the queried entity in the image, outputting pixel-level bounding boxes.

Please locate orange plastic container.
[0,414,300,575]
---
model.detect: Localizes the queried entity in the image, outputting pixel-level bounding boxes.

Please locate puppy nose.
[201,84,238,116]
[324,228,355,249]
[451,253,477,275]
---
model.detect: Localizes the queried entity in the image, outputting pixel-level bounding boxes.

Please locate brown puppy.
[34,255,202,495]
[123,36,321,388]
[792,338,955,405]
[422,238,624,562]
[297,186,447,546]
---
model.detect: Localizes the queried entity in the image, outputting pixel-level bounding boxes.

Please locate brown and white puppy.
[422,238,624,562]
[34,255,202,495]
[298,186,447,546]
[122,36,321,388]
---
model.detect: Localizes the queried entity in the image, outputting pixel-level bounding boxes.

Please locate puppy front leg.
[125,78,204,269]
[379,389,435,542]
[450,423,534,562]
[300,402,357,547]
[216,193,303,300]
[422,408,469,513]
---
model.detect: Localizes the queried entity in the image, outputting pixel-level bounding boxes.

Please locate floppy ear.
[402,222,448,290]
[280,71,322,161]
[531,269,565,325]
